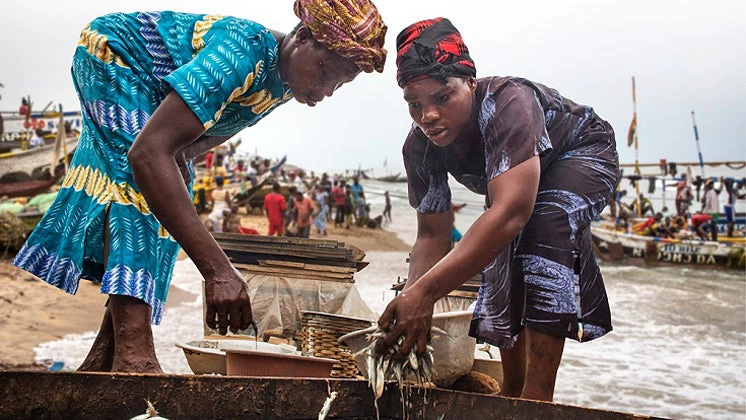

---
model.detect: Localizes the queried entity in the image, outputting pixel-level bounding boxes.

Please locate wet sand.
[0,211,409,370]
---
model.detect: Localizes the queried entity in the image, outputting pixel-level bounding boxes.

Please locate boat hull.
[591,223,745,270]
[0,371,654,419]
[0,176,61,198]
[374,172,401,182]
[0,137,78,180]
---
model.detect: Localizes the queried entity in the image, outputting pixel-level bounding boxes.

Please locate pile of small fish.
[359,328,435,400]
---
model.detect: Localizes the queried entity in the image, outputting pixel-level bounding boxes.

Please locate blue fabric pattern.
[13,12,292,324]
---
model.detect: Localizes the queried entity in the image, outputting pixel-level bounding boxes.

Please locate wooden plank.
[392,283,479,295]
[219,242,350,258]
[225,251,366,270]
[258,259,357,274]
[240,271,354,283]
[219,242,351,261]
[236,264,353,279]
[235,264,355,283]
[213,232,344,249]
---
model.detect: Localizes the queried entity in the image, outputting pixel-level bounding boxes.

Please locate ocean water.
[34,178,745,419]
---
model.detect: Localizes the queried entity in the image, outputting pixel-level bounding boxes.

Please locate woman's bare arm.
[377,156,541,355]
[128,91,252,335]
[404,211,454,289]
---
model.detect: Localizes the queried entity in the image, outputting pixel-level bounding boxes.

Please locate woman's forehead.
[403,78,454,98]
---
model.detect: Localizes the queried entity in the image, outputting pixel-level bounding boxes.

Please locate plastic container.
[224,348,336,378]
[175,339,297,375]
[338,310,476,386]
[175,341,227,375]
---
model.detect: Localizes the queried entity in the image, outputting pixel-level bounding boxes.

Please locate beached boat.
[0,102,81,198]
[374,172,401,182]
[0,371,653,419]
[0,175,62,198]
[591,221,745,270]
[0,136,78,180]
[235,180,295,209]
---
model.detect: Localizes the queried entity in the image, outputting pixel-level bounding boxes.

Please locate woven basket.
[300,311,372,378]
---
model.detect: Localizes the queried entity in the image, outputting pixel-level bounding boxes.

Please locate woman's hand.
[375,284,436,357]
[204,267,253,335]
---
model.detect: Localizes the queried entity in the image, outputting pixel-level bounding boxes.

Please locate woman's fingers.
[217,305,229,335]
[377,299,397,331]
[398,330,419,357]
[375,322,405,355]
[229,305,241,334]
[416,332,429,356]
[240,301,253,331]
[206,304,217,330]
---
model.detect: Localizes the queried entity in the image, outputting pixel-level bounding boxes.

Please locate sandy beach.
[0,211,410,370]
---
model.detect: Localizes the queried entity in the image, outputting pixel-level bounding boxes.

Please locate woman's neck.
[271,29,289,84]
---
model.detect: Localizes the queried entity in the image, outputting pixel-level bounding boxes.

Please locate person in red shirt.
[263,183,287,236]
[293,190,315,238]
[691,212,713,241]
[331,180,347,227]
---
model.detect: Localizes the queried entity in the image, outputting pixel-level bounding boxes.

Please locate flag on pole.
[627,114,637,147]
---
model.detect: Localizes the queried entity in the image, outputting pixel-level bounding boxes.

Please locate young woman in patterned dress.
[376,18,618,401]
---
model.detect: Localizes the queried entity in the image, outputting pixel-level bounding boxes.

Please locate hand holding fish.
[375,284,435,357]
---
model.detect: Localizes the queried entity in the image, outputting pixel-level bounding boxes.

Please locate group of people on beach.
[195,164,389,238]
[13,0,630,402]
[613,174,745,241]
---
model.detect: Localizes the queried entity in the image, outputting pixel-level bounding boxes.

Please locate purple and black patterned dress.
[403,76,619,348]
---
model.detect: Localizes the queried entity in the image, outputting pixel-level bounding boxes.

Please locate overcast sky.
[1,0,744,174]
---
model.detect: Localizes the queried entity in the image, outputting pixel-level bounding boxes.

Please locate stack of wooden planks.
[214,232,368,283]
[391,274,482,299]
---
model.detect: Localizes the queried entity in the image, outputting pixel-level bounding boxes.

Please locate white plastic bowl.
[338,310,475,386]
[175,339,296,375]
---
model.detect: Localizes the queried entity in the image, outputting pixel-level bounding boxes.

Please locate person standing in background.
[263,182,287,236]
[701,179,720,241]
[723,178,746,237]
[293,190,314,238]
[207,176,231,233]
[343,185,354,229]
[350,176,364,218]
[675,174,694,217]
[313,185,329,236]
[332,180,346,227]
[383,191,392,222]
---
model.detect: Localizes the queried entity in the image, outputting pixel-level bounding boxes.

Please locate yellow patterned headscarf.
[294,0,387,73]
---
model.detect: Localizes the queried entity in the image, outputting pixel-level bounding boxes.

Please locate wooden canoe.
[0,175,60,198]
[0,371,659,419]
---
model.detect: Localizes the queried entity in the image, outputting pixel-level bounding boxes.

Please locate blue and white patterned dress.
[13,12,292,324]
[403,77,619,348]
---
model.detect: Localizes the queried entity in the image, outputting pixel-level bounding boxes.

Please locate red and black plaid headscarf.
[395,18,476,87]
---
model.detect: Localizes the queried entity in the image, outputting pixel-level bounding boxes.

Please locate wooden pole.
[632,77,641,216]
[691,110,706,178]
